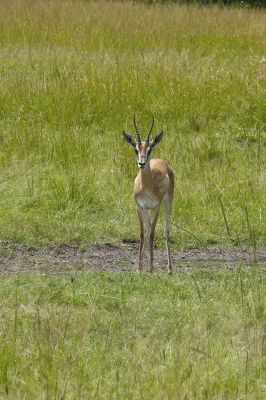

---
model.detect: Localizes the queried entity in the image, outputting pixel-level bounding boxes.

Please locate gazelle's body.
[123,116,174,273]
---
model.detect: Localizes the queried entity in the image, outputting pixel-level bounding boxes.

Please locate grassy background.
[0,268,265,399]
[0,0,265,248]
[0,3,265,398]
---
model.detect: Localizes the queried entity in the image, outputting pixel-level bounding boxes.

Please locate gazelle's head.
[123,115,164,170]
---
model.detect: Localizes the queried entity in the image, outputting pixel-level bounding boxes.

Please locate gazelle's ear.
[123,131,137,149]
[150,131,164,149]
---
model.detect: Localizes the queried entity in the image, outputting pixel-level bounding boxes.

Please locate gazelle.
[123,116,174,274]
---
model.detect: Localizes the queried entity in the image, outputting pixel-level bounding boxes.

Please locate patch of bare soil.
[0,242,265,275]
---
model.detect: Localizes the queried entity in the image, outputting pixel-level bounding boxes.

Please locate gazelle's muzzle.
[138,155,146,169]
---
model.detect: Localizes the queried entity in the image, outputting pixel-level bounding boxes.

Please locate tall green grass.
[0,0,265,247]
[0,269,265,398]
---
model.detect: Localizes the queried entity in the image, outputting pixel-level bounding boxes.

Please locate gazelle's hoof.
[167,265,173,275]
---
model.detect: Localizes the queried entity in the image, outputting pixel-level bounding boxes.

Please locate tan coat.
[134,159,174,210]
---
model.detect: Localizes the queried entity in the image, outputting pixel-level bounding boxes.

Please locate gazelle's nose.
[138,162,146,169]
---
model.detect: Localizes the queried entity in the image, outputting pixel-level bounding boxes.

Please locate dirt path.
[0,242,265,275]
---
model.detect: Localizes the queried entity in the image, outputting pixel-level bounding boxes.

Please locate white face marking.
[136,142,151,169]
[138,154,146,168]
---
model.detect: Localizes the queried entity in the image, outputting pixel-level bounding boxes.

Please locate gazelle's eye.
[135,149,138,156]
[147,148,152,157]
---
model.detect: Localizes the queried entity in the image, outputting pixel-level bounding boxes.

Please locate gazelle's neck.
[140,160,153,187]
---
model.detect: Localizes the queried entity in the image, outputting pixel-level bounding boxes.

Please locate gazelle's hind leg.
[164,194,172,274]
[137,207,151,272]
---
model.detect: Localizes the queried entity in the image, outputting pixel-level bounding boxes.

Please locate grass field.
[0,268,265,399]
[0,2,265,397]
[0,0,265,248]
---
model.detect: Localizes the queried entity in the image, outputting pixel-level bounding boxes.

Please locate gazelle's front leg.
[137,207,151,273]
[164,195,172,274]
[137,207,144,273]
[149,205,160,273]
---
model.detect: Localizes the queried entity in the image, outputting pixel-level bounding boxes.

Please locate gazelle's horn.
[133,114,141,145]
[146,115,155,144]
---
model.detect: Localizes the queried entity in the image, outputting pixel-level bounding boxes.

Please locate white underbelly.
[136,193,161,210]
[138,198,158,209]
